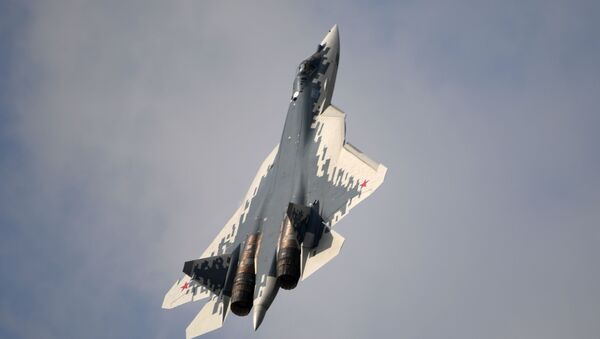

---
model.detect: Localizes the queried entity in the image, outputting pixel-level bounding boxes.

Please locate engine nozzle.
[276,215,301,290]
[230,233,259,316]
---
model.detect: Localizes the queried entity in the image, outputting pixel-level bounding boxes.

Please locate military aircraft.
[163,25,387,338]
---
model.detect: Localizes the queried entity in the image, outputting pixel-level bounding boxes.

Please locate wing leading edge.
[302,104,387,278]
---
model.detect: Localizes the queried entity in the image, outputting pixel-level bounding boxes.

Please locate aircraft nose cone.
[253,305,267,331]
[320,24,339,49]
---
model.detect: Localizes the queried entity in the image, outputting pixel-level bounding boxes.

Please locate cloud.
[1,1,599,338]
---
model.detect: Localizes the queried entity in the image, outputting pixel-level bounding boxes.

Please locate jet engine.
[230,233,259,316]
[276,215,301,290]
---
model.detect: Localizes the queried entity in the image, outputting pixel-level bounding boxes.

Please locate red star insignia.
[180,282,189,291]
[360,179,368,188]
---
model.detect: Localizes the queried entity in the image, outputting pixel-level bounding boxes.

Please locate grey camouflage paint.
[181,25,375,330]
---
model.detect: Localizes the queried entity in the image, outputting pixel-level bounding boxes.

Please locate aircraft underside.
[163,25,387,338]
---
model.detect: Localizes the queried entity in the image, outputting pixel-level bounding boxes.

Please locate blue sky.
[1,1,599,338]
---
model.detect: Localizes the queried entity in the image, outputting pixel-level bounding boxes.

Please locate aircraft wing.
[321,141,387,226]
[308,105,387,227]
[302,105,387,279]
[162,144,280,309]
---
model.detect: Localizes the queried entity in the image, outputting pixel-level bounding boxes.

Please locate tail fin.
[162,251,238,310]
[182,254,232,296]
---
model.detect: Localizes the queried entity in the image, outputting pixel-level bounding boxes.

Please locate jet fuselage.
[248,26,340,328]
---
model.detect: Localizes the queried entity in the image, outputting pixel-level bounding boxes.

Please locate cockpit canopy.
[297,54,321,76]
[298,61,314,74]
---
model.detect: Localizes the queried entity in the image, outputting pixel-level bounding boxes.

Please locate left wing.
[162,144,279,310]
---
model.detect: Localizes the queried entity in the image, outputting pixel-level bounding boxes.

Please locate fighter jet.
[163,25,387,338]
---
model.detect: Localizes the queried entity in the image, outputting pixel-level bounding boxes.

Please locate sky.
[1,0,599,338]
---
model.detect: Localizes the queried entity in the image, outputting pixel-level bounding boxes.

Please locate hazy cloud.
[1,1,599,338]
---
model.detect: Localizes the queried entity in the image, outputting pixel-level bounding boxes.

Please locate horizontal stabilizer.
[186,296,228,339]
[301,228,345,280]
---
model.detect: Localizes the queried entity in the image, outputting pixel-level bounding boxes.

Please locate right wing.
[322,142,387,227]
[162,144,279,309]
[308,105,387,227]
[185,295,228,339]
[302,105,387,279]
